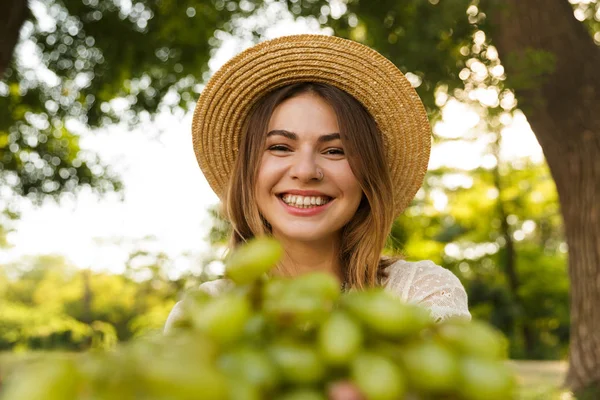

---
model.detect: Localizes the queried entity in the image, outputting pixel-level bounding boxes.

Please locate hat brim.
[192,34,431,217]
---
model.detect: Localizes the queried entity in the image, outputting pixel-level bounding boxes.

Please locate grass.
[509,360,571,399]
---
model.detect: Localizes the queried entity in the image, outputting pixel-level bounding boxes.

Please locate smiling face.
[255,92,364,244]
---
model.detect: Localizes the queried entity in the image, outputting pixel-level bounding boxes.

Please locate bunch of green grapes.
[0,238,516,400]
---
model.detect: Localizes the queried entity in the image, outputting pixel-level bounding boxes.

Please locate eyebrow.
[266,130,341,143]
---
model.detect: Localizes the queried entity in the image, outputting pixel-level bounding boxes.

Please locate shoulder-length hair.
[223,82,400,289]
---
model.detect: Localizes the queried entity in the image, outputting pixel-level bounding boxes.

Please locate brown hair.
[223,82,401,289]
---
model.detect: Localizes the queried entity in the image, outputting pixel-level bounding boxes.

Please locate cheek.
[337,165,363,200]
[256,156,281,195]
[257,153,272,174]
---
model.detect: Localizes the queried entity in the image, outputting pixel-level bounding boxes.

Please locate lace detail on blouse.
[164,260,470,334]
[383,260,471,323]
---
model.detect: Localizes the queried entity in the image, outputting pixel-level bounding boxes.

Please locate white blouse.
[164,259,471,334]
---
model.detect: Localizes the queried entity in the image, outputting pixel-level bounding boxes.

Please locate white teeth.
[281,194,331,208]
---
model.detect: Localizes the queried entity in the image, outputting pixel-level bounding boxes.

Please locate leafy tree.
[0,247,193,350]
[397,160,569,361]
[0,255,104,350]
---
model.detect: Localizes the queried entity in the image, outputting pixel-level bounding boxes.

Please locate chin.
[274,226,332,243]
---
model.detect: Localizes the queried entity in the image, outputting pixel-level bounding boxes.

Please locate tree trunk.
[0,0,30,77]
[488,0,600,393]
[492,137,537,356]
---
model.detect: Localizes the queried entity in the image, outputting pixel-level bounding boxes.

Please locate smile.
[277,194,334,216]
[279,193,332,208]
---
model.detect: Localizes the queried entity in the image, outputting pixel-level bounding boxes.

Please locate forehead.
[267,93,340,138]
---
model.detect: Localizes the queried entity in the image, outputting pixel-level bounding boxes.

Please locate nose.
[288,149,322,183]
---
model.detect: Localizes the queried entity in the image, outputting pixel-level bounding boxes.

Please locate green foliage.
[570,0,600,43]
[0,299,92,351]
[0,251,186,351]
[2,0,282,210]
[388,159,568,360]
[286,0,474,115]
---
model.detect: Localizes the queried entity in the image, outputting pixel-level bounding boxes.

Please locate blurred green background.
[2,0,600,397]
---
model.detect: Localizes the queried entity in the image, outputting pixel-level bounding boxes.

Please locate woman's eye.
[267,145,343,155]
[325,148,345,155]
[268,145,290,152]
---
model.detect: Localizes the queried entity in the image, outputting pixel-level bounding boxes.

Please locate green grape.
[191,294,251,344]
[227,379,262,400]
[268,341,326,384]
[343,290,432,337]
[263,275,340,329]
[243,313,268,338]
[287,272,341,301]
[369,340,405,365]
[78,351,139,400]
[181,287,214,305]
[0,356,81,400]
[133,331,219,366]
[351,352,406,400]
[218,347,279,392]
[226,237,283,284]
[437,319,508,360]
[169,289,215,332]
[141,358,228,400]
[318,311,363,366]
[400,342,459,393]
[274,388,327,400]
[264,292,329,328]
[407,302,435,330]
[458,357,517,400]
[262,278,288,300]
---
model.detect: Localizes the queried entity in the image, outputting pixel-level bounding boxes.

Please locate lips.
[276,189,333,198]
[277,193,334,200]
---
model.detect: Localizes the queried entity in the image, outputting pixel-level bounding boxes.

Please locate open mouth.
[277,193,334,209]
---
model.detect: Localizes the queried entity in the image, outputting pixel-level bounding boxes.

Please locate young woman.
[166,34,470,331]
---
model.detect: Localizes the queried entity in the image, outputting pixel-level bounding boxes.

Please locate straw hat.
[192,34,431,217]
